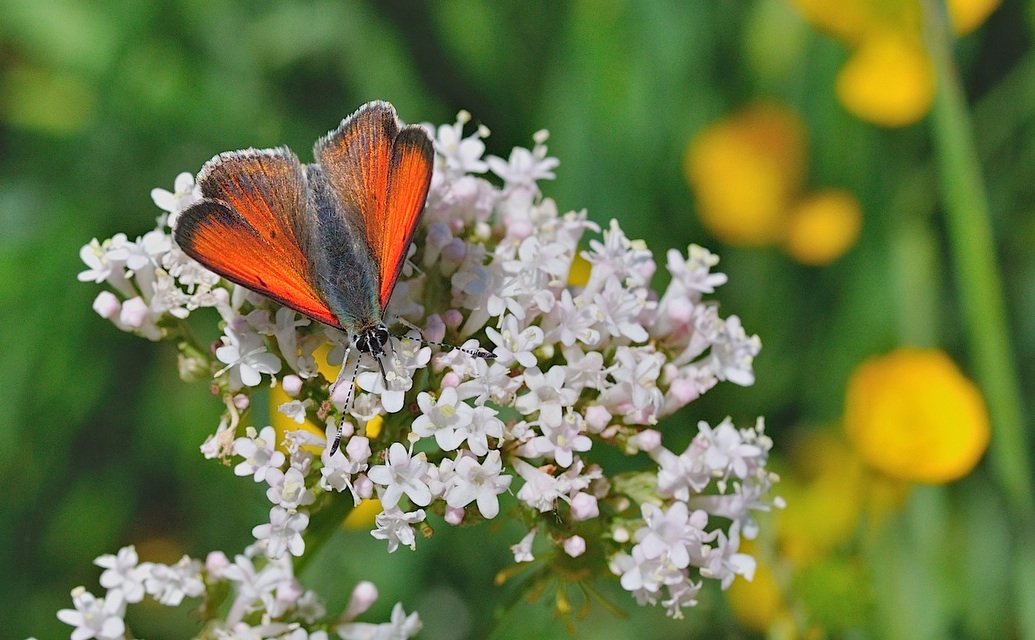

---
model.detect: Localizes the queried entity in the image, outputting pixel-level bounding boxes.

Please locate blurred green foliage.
[2,0,1033,638]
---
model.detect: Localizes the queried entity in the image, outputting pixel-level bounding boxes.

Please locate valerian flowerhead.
[65,108,778,636]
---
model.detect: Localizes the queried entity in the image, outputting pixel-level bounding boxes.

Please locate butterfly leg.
[328,344,359,456]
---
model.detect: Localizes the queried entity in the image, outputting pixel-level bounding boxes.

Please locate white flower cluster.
[58,544,420,639]
[67,110,777,635]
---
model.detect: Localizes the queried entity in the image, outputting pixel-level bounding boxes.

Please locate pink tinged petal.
[345,581,379,619]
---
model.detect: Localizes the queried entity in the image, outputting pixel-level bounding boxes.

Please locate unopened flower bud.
[563,535,586,558]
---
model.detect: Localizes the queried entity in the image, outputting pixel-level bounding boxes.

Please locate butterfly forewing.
[174,149,341,328]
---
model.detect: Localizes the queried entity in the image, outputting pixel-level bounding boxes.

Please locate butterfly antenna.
[392,323,496,361]
[329,422,344,457]
[425,340,497,360]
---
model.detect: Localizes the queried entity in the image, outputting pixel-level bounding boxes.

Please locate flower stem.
[922,0,1033,516]
[922,0,1035,635]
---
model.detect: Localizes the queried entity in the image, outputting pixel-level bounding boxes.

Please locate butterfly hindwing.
[314,101,434,310]
[174,149,341,327]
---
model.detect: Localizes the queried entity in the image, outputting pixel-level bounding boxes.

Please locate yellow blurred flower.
[835,31,934,127]
[786,0,1001,126]
[726,539,791,633]
[783,189,862,265]
[684,102,807,247]
[270,343,340,453]
[344,498,383,530]
[685,102,861,263]
[787,0,895,44]
[948,0,1002,35]
[777,432,865,566]
[844,348,990,483]
[567,253,591,288]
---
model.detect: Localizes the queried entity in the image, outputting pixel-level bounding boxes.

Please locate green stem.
[923,1,1035,637]
[922,0,1033,517]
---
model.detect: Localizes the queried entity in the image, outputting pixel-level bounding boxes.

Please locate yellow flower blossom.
[567,253,591,287]
[685,102,861,262]
[344,498,383,530]
[783,189,862,265]
[777,432,865,566]
[787,0,1001,126]
[726,539,791,633]
[948,0,1003,35]
[835,31,935,127]
[684,102,807,246]
[844,348,990,483]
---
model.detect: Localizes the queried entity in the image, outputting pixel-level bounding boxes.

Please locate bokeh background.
[3,0,1033,638]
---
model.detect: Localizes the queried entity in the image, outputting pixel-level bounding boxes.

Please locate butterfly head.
[354,322,391,358]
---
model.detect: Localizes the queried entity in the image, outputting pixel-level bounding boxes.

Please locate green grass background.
[2,1,1033,637]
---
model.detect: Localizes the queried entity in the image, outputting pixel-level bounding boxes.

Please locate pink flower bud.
[424,314,446,344]
[93,291,121,319]
[345,436,371,463]
[570,492,599,521]
[583,404,612,433]
[563,535,586,558]
[344,580,379,619]
[331,379,353,406]
[444,506,465,526]
[629,429,662,452]
[441,238,467,274]
[281,374,303,396]
[667,378,699,406]
[205,551,229,577]
[443,309,464,329]
[119,296,149,328]
[354,475,373,499]
[506,218,534,241]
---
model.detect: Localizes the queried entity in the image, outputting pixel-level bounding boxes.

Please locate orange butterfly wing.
[314,102,434,310]
[174,148,341,328]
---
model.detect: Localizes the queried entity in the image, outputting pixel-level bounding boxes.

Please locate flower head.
[72,107,777,630]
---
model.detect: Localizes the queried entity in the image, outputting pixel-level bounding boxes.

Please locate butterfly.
[174,101,436,398]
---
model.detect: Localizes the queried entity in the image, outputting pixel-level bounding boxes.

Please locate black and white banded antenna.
[326,329,496,456]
